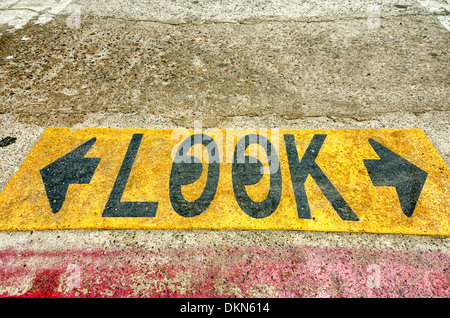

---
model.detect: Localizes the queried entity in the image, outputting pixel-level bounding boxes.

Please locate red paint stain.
[20,269,65,298]
[0,247,448,298]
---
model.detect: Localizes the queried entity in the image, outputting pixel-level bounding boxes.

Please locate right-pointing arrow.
[363,138,428,217]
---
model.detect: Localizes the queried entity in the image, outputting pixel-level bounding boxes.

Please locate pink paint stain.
[0,246,448,298]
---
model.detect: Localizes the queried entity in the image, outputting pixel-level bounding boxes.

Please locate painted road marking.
[418,0,450,31]
[0,127,448,234]
[0,0,73,35]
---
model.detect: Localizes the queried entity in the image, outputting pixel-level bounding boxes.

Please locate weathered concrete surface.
[0,0,449,298]
[68,0,450,25]
[1,15,449,126]
[2,0,447,29]
[0,230,449,297]
[1,245,449,297]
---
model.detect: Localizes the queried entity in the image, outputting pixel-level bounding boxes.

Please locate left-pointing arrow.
[40,138,100,214]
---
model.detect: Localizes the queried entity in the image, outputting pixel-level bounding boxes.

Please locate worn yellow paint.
[0,127,448,235]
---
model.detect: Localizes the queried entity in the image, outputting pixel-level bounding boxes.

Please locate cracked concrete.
[74,0,444,23]
[1,0,450,31]
[1,15,448,126]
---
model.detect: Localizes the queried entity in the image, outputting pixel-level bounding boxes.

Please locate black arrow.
[40,138,100,214]
[363,138,428,217]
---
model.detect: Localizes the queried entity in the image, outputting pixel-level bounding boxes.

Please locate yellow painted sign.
[0,127,448,235]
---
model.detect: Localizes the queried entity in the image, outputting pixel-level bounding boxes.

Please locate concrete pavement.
[0,0,449,298]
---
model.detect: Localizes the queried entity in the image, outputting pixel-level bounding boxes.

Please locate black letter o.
[232,134,282,218]
[169,134,220,217]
